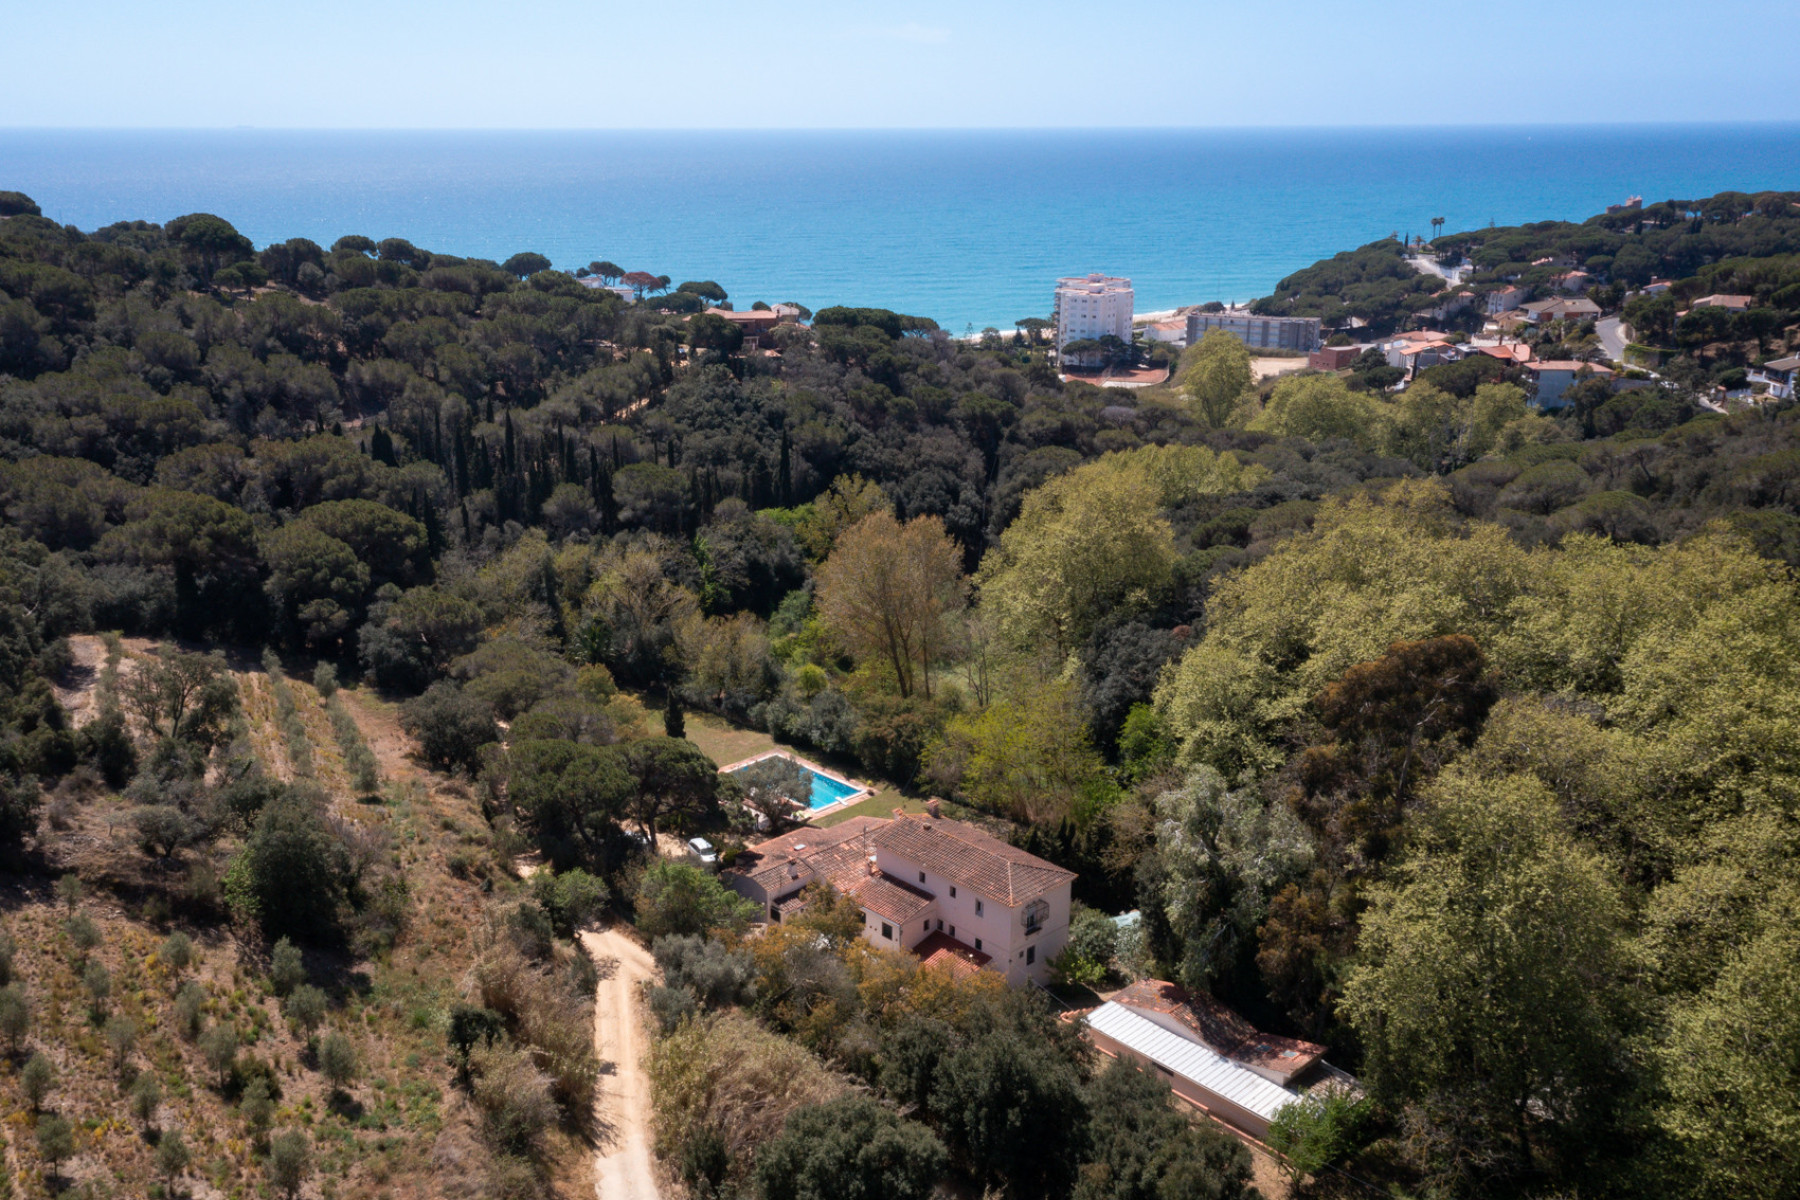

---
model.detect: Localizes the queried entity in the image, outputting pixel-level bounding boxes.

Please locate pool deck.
[717,749,875,822]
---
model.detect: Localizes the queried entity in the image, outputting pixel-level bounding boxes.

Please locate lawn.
[649,700,963,830]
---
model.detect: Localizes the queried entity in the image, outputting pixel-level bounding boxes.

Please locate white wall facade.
[1054,274,1134,350]
[872,845,1072,985]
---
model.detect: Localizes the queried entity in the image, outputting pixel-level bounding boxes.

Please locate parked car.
[686,836,719,869]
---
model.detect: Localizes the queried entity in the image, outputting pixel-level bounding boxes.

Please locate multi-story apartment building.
[1053,274,1134,352]
[1184,308,1322,352]
[725,804,1076,987]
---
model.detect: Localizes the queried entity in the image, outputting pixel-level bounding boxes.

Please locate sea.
[4,125,1799,333]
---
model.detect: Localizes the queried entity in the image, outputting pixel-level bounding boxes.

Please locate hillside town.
[1051,202,1786,413]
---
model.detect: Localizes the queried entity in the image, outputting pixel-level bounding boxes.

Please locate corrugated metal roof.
[1084,1002,1300,1124]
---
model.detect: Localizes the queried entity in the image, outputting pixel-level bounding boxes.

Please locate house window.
[936,919,943,931]
[975,938,982,952]
[919,871,926,884]
[975,899,984,918]
[948,925,955,938]
[881,922,893,940]
[949,886,956,898]
[1027,946,1035,966]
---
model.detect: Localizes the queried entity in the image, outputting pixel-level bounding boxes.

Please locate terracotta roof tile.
[1113,979,1325,1083]
[731,818,882,894]
[870,815,1075,905]
[912,930,991,979]
[854,873,936,923]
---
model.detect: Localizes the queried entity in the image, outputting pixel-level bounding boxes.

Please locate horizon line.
[4,119,1800,134]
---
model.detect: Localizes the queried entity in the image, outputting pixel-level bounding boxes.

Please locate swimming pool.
[725,752,870,813]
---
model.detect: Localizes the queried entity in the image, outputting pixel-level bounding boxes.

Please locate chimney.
[866,854,877,877]
[787,858,799,881]
[892,807,904,819]
[925,797,941,819]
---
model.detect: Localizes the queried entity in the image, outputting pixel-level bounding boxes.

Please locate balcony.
[1022,898,1049,936]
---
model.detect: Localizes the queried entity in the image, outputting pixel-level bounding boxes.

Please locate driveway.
[1407,255,1464,286]
[1596,316,1629,363]
[580,928,663,1200]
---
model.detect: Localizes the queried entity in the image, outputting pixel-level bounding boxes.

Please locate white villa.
[723,803,1075,987]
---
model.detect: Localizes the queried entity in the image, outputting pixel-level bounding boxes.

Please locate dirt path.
[578,928,662,1200]
[51,633,107,728]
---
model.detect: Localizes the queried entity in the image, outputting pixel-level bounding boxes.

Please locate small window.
[936,919,943,931]
[975,938,983,952]
[881,922,893,940]
[949,886,956,898]
[975,899,984,917]
[1027,946,1035,966]
[948,925,955,938]
[919,871,926,883]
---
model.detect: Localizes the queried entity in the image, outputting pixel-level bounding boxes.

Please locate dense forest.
[0,185,1797,1200]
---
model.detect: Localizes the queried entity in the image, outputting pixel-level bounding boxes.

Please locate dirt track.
[579,928,662,1200]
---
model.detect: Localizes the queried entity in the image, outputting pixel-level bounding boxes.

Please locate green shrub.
[753,1096,946,1200]
[284,984,327,1040]
[1267,1087,1371,1186]
[0,983,29,1052]
[269,937,306,995]
[267,1129,311,1198]
[633,860,757,940]
[531,867,609,936]
[174,980,207,1039]
[21,1052,55,1110]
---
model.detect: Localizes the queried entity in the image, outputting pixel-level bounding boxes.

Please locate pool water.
[804,768,862,809]
[732,756,863,810]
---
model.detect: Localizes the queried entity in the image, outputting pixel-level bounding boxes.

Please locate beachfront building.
[1143,317,1188,346]
[1054,274,1134,352]
[1080,979,1355,1141]
[723,803,1076,987]
[1184,308,1322,352]
[579,278,637,302]
[702,307,797,350]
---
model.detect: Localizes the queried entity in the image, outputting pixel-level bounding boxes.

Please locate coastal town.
[1045,200,1788,414]
[0,173,1795,1200]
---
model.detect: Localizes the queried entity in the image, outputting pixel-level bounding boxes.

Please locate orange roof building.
[725,806,1077,987]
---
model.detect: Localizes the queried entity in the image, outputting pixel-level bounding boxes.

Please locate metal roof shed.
[1083,1001,1300,1139]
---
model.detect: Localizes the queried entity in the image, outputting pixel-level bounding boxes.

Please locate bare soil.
[578,928,663,1200]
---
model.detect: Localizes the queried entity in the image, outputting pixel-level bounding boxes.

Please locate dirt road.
[579,928,662,1200]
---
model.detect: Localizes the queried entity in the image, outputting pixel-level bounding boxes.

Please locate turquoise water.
[3,126,1797,330]
[732,757,862,810]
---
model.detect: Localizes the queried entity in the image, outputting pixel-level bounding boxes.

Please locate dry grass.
[0,655,574,1198]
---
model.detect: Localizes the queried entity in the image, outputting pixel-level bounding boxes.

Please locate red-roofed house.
[1471,341,1533,365]
[724,805,1076,985]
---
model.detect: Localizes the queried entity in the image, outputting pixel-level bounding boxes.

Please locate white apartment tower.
[1053,273,1134,352]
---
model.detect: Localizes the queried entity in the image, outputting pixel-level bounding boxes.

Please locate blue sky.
[5,0,1795,128]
